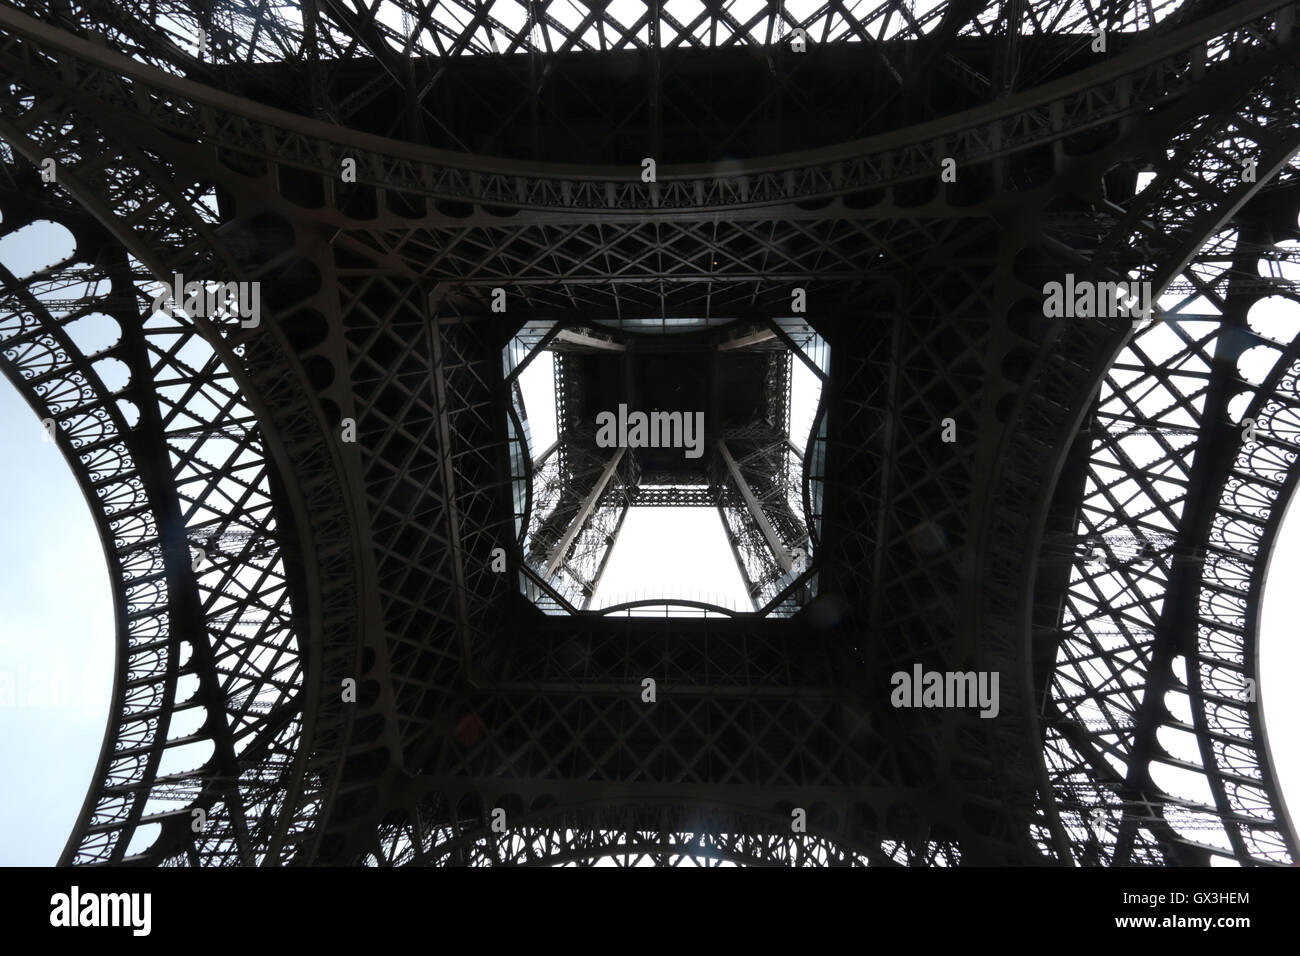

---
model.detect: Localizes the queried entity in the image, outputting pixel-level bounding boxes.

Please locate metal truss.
[353,801,967,868]
[356,798,960,867]
[3,0,1205,164]
[0,190,313,865]
[714,427,812,611]
[1,0,1299,867]
[508,319,819,616]
[0,2,1286,207]
[1036,223,1300,865]
[523,429,636,608]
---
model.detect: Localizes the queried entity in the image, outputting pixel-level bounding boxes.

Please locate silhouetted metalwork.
[0,0,1297,866]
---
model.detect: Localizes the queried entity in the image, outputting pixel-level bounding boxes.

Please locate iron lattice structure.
[0,0,1296,866]
[510,320,818,615]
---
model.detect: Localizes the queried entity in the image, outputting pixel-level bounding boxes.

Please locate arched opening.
[0,373,115,864]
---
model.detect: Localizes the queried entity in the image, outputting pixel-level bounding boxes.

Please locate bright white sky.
[592,506,751,611]
[0,377,115,866]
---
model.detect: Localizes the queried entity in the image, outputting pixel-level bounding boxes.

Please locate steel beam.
[553,326,627,351]
[718,439,795,576]
[544,447,626,578]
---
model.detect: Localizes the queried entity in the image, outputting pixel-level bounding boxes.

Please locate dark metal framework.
[1038,234,1300,863]
[508,318,822,615]
[0,0,1296,866]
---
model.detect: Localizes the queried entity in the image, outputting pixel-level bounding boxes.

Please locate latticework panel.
[0,0,1298,868]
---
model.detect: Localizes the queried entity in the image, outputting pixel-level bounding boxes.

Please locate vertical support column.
[584,496,631,610]
[718,438,794,575]
[648,0,662,162]
[869,310,899,641]
[544,447,626,579]
[429,313,476,675]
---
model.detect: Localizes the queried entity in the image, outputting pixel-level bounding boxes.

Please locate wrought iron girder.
[428,687,899,791]
[3,2,1293,216]
[1112,233,1272,864]
[718,438,796,576]
[3,0,1300,869]
[542,447,625,577]
[0,188,325,866]
[1013,147,1300,868]
[366,795,954,867]
[0,94,402,864]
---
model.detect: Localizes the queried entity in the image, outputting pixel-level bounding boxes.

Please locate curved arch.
[0,230,308,863]
[1,0,1297,868]
[1032,220,1300,864]
[598,598,741,617]
[0,2,1286,214]
[408,799,886,867]
[1190,328,1300,859]
[0,110,365,864]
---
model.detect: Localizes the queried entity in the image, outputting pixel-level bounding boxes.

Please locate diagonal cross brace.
[544,446,626,579]
[718,438,795,576]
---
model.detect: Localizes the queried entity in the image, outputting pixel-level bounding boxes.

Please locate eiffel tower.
[1,0,1298,867]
